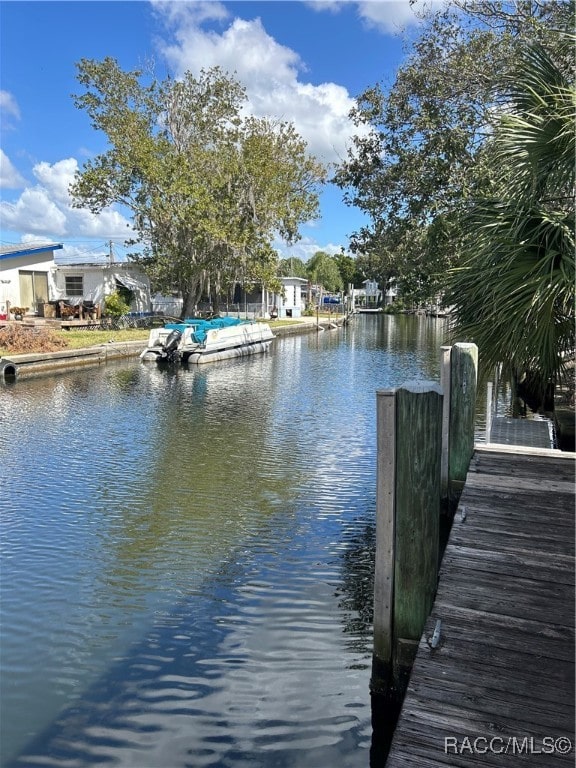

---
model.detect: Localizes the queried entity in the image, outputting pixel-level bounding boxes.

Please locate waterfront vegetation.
[445,39,574,408]
[0,324,149,355]
[333,3,574,409]
[71,63,325,316]
[0,317,326,355]
[5,5,571,405]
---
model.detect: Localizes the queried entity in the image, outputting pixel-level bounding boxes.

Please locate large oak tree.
[71,60,325,315]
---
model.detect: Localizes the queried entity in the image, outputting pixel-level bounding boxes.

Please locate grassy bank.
[0,318,318,356]
[0,312,340,357]
[56,328,151,349]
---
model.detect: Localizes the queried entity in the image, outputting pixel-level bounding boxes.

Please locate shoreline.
[0,315,347,382]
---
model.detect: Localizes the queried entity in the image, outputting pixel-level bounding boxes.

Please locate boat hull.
[186,337,273,365]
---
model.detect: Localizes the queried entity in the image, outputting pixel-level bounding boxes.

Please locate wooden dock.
[386,445,575,766]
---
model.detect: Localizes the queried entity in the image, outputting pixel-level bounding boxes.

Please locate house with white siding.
[0,243,152,319]
[52,261,151,314]
[275,276,307,318]
[0,242,63,319]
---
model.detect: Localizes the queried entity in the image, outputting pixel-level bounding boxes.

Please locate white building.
[0,243,153,319]
[0,242,63,318]
[53,262,151,314]
[350,279,397,310]
[275,277,307,318]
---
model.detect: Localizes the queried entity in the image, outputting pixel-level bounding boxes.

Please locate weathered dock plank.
[386,447,575,767]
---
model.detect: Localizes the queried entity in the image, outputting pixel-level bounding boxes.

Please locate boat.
[140,316,275,365]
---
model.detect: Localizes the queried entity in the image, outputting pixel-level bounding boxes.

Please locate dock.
[489,415,555,450]
[386,445,575,766]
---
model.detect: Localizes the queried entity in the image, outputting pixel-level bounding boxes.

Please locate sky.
[0,0,429,264]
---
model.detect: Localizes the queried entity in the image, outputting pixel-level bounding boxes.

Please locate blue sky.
[0,1,426,263]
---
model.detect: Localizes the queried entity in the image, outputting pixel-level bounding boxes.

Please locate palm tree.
[446,37,575,409]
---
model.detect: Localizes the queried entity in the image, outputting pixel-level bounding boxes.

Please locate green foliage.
[445,39,575,406]
[333,1,573,304]
[383,297,409,314]
[278,257,308,278]
[306,251,343,293]
[71,61,326,316]
[333,251,361,289]
[104,291,131,317]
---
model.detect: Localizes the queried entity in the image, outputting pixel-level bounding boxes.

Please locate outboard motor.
[161,329,182,360]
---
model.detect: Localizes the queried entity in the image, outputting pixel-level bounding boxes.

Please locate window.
[65,275,83,297]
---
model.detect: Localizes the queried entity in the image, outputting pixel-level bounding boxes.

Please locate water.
[0,315,446,768]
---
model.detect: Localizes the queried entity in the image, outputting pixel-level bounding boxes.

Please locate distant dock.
[385,444,575,766]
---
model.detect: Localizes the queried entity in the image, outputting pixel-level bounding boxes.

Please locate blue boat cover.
[165,317,244,344]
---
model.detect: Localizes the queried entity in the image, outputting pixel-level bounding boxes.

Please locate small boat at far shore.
[140,316,275,365]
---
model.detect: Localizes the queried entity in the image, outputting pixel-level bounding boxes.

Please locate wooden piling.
[439,346,452,500]
[374,389,396,677]
[447,343,478,499]
[485,380,494,443]
[394,383,443,664]
[373,382,443,687]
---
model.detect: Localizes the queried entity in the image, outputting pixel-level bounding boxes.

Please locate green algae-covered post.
[373,388,396,679]
[393,382,443,667]
[373,382,443,687]
[448,343,478,499]
[440,345,452,500]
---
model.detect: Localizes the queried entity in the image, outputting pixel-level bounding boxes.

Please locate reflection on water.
[0,315,446,768]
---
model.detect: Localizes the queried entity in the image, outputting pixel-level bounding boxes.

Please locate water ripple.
[1,316,447,768]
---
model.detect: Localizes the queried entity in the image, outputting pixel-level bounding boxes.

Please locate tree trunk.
[182,280,202,318]
[210,287,220,316]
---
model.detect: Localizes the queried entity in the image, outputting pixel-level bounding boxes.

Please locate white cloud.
[0,90,21,121]
[306,0,444,34]
[275,236,343,263]
[33,158,79,204]
[356,1,420,33]
[153,3,362,164]
[21,233,52,244]
[305,1,345,12]
[358,0,444,33]
[152,0,229,27]
[0,186,68,235]
[0,157,134,240]
[0,149,26,189]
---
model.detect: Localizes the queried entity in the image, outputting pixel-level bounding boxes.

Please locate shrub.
[104,291,131,317]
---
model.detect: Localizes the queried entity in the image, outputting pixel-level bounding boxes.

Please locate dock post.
[373,389,396,690]
[373,382,443,690]
[448,343,478,500]
[393,382,443,672]
[440,346,452,501]
[485,381,493,444]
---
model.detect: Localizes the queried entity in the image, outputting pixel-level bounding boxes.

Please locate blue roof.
[0,243,64,261]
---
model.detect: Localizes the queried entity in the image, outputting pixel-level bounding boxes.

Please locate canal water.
[0,315,446,768]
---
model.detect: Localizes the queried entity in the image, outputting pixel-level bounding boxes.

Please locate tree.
[445,39,575,409]
[71,60,325,316]
[333,1,573,304]
[333,251,363,290]
[306,251,344,294]
[278,257,308,278]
